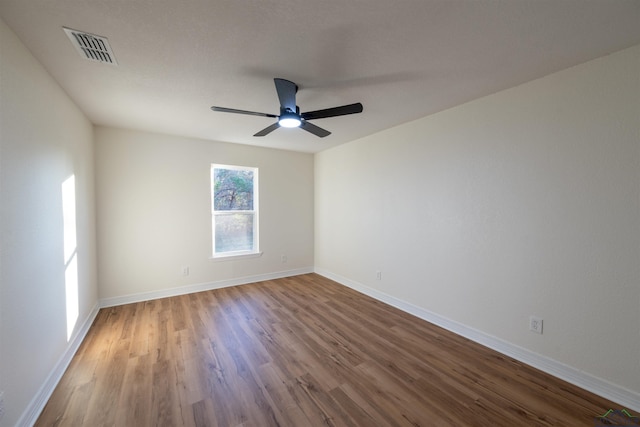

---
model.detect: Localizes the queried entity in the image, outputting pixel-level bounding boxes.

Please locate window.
[211,164,259,258]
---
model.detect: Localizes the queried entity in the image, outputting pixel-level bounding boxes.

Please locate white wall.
[0,18,98,427]
[315,45,640,401]
[95,127,314,301]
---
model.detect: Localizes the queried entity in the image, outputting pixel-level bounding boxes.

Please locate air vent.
[63,27,117,65]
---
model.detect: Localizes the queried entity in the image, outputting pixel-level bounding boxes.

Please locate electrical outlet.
[281,255,287,263]
[182,266,189,276]
[376,271,382,280]
[529,316,543,334]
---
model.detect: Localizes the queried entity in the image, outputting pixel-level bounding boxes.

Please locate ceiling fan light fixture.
[279,112,301,128]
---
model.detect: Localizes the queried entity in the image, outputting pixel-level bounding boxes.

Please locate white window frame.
[210,163,260,259]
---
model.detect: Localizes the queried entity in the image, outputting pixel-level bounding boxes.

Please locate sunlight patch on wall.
[62,175,79,341]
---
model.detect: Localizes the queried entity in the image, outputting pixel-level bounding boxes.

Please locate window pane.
[215,213,254,253]
[214,168,254,211]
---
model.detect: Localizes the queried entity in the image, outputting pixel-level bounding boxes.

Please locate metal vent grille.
[63,27,117,65]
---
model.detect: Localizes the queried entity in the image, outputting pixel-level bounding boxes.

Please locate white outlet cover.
[529,316,543,334]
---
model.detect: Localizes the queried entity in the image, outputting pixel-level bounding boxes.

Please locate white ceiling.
[2,1,640,153]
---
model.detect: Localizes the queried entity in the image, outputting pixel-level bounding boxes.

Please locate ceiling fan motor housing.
[279,108,302,128]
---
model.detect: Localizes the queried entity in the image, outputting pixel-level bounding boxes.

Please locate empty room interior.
[1,1,640,426]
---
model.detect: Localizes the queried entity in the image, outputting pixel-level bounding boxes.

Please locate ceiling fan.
[211,78,363,138]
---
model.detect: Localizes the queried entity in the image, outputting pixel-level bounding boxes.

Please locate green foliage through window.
[214,168,254,210]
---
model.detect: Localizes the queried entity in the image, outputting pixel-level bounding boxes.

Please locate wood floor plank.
[35,273,623,426]
[114,354,152,426]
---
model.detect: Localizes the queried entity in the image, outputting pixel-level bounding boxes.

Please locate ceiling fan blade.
[301,102,363,121]
[211,106,277,118]
[274,78,297,112]
[300,121,331,138]
[253,122,281,137]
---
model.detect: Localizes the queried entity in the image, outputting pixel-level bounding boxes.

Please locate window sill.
[209,251,263,262]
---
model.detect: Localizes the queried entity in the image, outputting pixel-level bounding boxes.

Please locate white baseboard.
[99,266,315,308]
[16,303,100,427]
[314,267,640,413]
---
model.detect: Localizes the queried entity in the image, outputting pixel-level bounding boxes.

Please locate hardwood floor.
[36,274,618,426]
